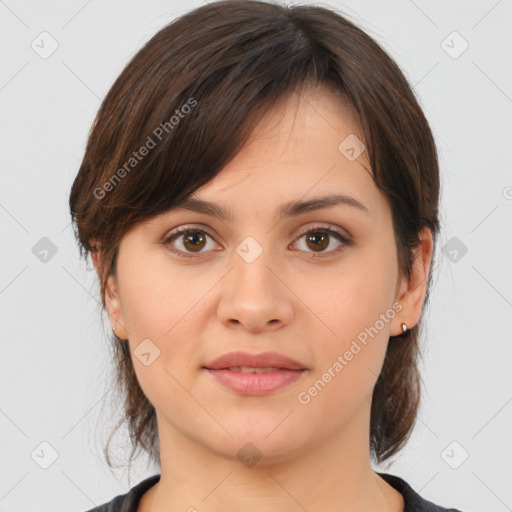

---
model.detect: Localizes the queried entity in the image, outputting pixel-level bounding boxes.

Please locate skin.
[93,82,433,512]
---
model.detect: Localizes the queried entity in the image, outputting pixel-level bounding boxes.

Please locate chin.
[204,424,307,466]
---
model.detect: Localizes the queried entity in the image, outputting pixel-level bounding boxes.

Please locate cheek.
[117,249,203,337]
[299,246,398,409]
[116,250,213,386]
[312,253,398,346]
[119,266,205,416]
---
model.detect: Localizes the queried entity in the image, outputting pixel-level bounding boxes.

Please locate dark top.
[83,472,463,512]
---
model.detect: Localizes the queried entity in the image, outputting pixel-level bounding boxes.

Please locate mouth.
[203,367,307,395]
[202,350,308,395]
[208,366,290,373]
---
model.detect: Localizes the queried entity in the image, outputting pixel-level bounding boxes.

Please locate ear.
[391,227,434,336]
[91,248,129,340]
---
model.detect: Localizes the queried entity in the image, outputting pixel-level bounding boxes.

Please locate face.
[99,83,432,464]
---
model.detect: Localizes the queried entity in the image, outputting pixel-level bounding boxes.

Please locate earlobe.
[91,247,129,340]
[104,274,129,340]
[392,228,434,337]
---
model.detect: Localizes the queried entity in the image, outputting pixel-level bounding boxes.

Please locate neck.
[139,402,403,512]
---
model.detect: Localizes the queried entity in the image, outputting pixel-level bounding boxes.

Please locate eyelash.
[162,224,351,259]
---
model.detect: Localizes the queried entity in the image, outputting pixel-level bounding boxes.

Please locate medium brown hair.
[69,0,440,471]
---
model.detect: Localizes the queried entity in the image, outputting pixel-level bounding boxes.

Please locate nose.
[216,248,294,333]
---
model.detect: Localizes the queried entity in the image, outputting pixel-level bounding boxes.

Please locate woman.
[69,1,462,510]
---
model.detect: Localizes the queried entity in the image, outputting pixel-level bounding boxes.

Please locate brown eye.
[182,231,207,252]
[164,227,217,258]
[293,227,350,257]
[305,231,330,252]
[164,225,350,259]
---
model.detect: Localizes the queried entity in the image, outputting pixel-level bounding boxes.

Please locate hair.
[69,0,440,472]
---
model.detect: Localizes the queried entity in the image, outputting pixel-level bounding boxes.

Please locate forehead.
[188,84,382,219]
[248,82,364,148]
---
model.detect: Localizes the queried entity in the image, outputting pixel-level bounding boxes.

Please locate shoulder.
[82,474,161,512]
[378,472,464,512]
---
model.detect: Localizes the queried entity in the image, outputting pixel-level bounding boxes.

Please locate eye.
[162,224,351,259]
[291,225,351,257]
[163,226,218,258]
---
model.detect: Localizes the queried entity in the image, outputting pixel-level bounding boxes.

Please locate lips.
[206,367,306,395]
[203,351,308,395]
[203,351,308,371]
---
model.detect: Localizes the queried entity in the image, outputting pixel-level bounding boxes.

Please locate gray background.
[1,0,511,511]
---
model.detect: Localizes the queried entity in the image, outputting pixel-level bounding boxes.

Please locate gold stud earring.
[401,322,408,333]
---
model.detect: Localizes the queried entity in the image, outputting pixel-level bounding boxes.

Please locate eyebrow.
[173,193,370,221]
